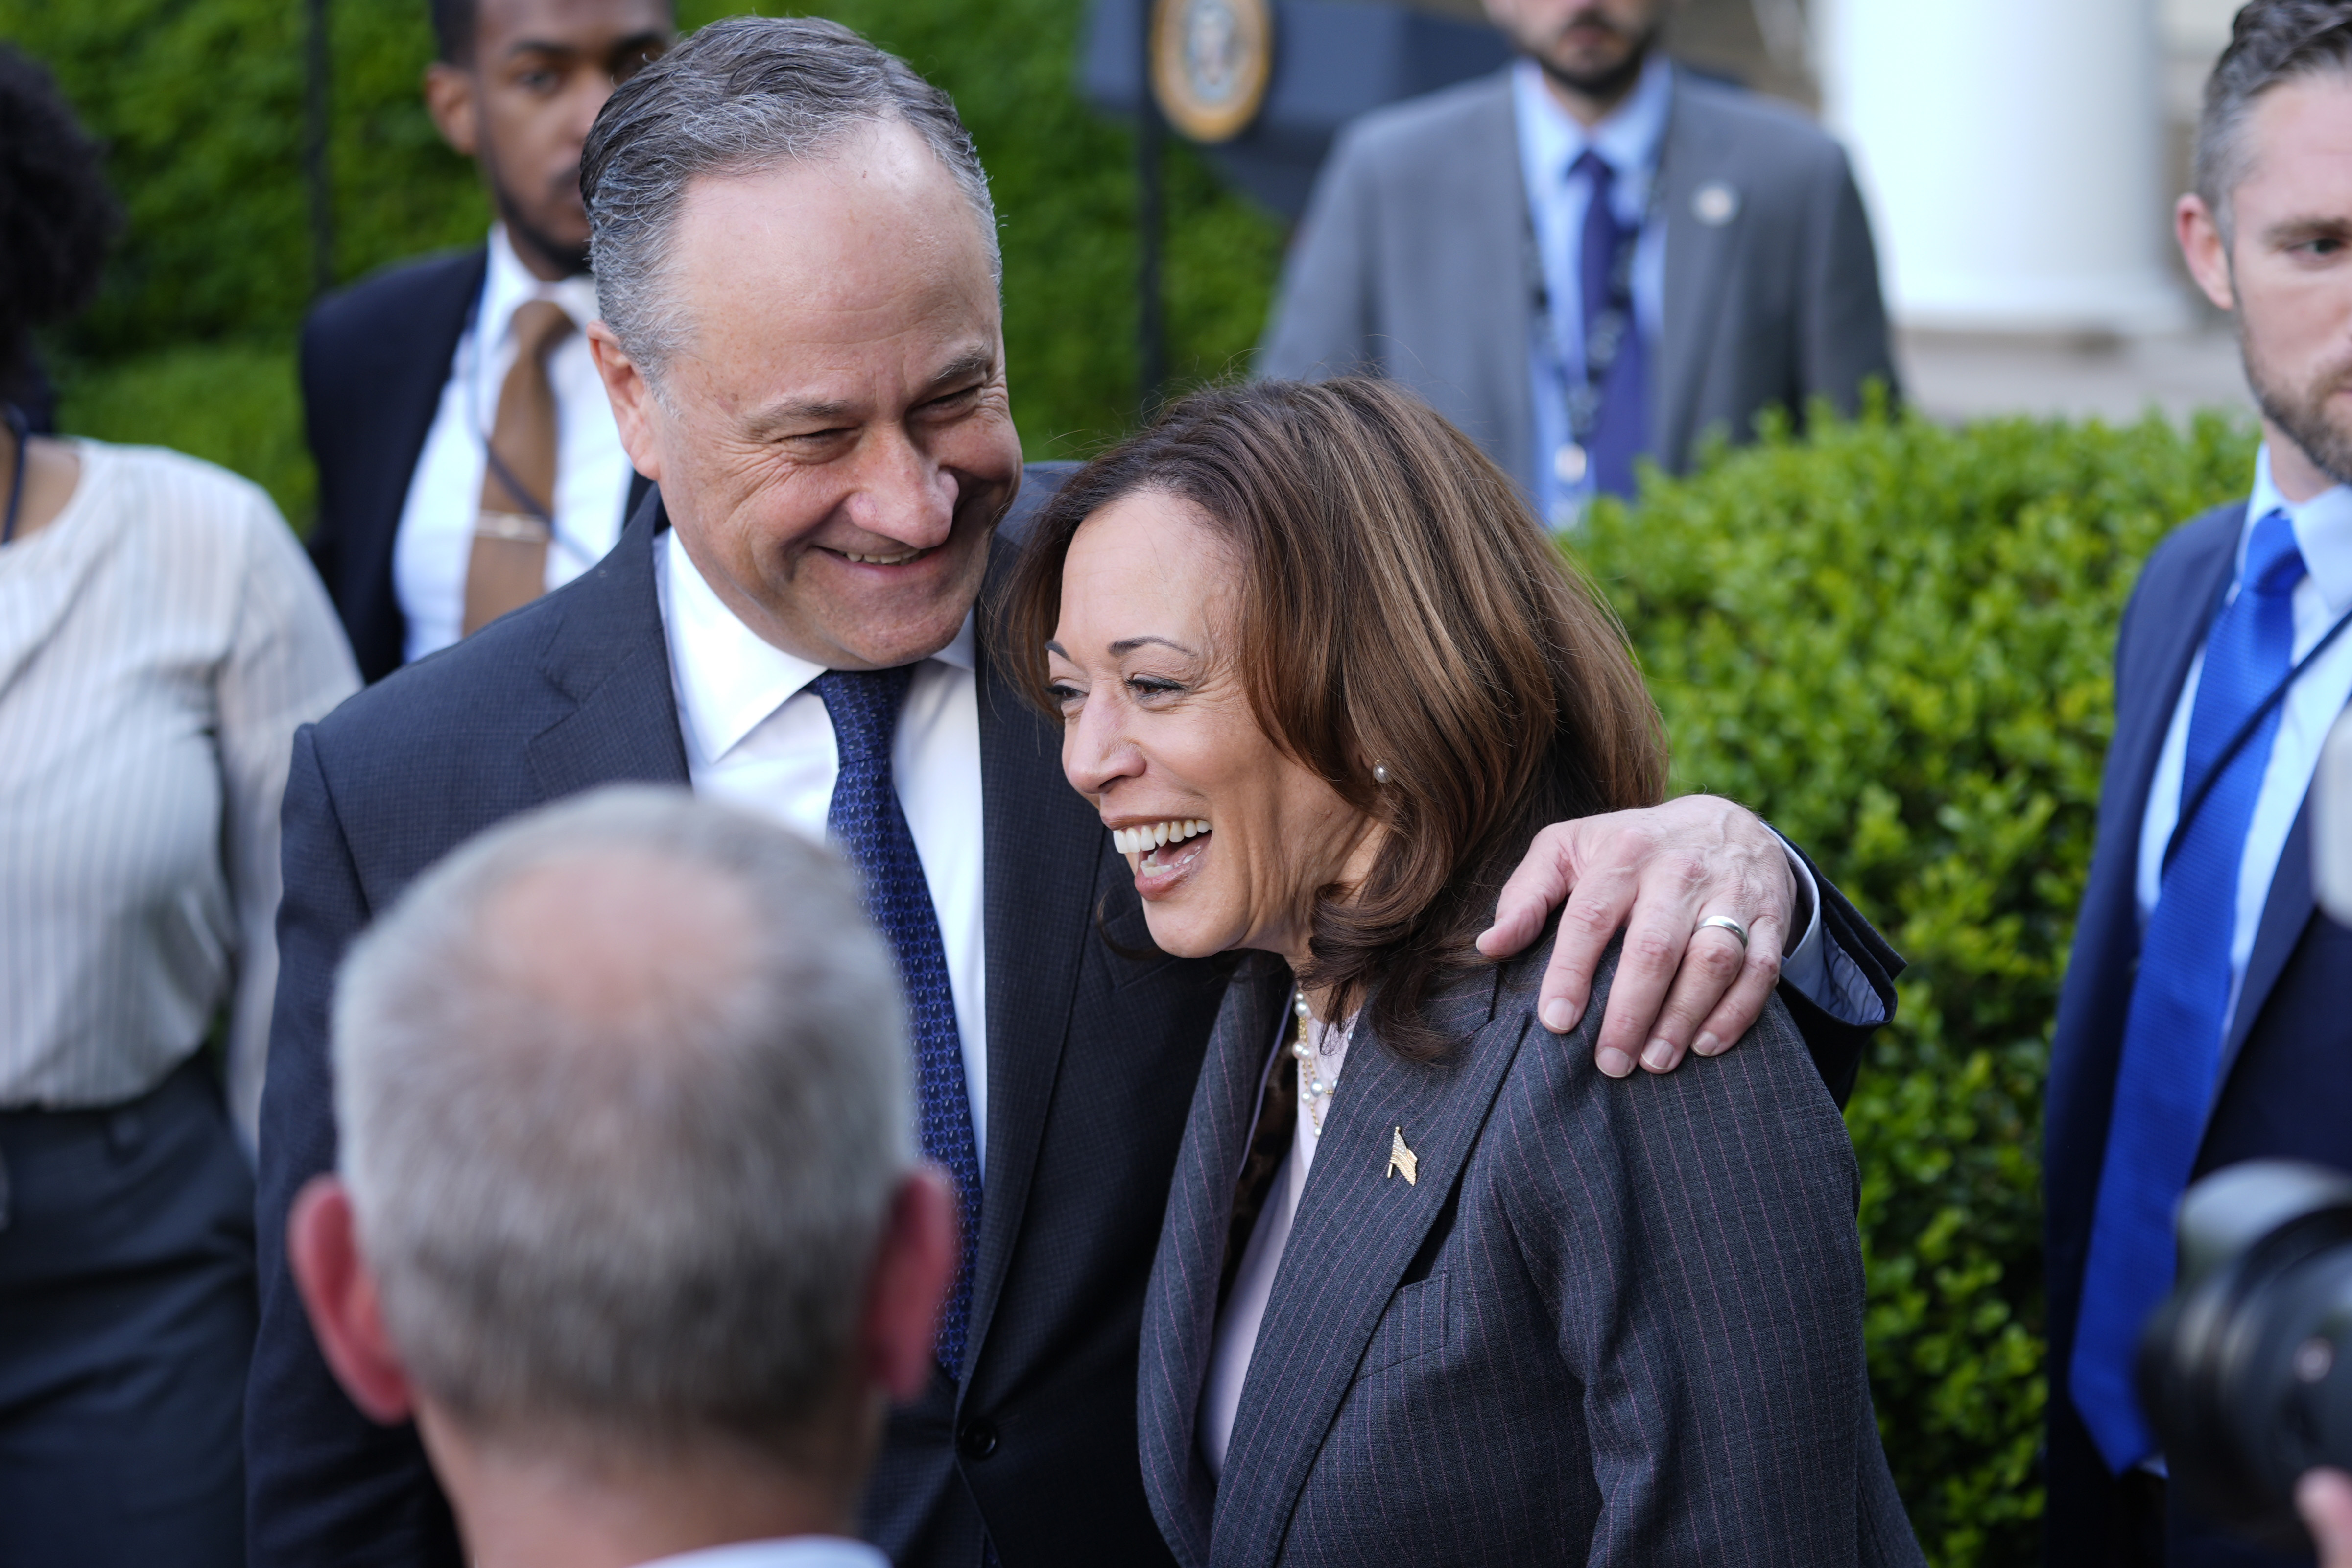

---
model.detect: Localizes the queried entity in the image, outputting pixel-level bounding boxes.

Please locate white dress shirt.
[634,1535,888,1568]
[655,529,990,1164]
[2135,444,2352,1031]
[1514,53,1673,528]
[0,441,358,1138]
[392,225,635,664]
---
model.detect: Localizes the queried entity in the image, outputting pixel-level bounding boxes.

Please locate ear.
[859,1167,958,1403]
[2178,192,2237,314]
[424,61,481,161]
[287,1176,418,1425]
[587,322,666,485]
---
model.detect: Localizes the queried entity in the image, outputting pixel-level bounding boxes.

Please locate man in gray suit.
[1259,0,1896,527]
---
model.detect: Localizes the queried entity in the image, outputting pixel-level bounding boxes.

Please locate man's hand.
[1476,795,1796,1078]
[2302,1469,2352,1568]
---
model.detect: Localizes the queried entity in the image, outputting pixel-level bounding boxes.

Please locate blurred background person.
[1258,0,1895,529]
[2045,4,2352,1564]
[288,788,955,1568]
[304,0,669,683]
[0,44,358,1568]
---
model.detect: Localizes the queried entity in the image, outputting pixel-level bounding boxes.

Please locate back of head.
[331,785,911,1463]
[1004,378,1667,1053]
[578,13,998,386]
[2198,1,2352,239]
[0,47,119,395]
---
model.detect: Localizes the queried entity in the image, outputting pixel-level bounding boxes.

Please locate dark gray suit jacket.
[247,473,1235,1568]
[1140,945,1924,1567]
[1259,67,1897,495]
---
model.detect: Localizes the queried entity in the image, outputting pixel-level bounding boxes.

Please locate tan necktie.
[462,297,576,636]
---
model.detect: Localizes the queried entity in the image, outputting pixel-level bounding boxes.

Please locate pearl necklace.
[1290,992,1341,1134]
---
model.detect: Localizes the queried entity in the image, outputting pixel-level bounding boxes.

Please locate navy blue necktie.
[815,666,983,1379]
[2070,510,2308,1470]
[1572,150,1650,498]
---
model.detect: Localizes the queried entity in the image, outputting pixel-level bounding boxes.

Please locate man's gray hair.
[2196,0,2352,243]
[331,785,911,1456]
[581,15,999,383]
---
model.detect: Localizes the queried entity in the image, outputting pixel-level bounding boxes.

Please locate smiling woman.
[1004,375,1665,1058]
[998,377,1921,1566]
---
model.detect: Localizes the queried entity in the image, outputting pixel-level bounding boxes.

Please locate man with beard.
[302,0,670,682]
[1259,0,1895,528]
[2046,4,2352,1564]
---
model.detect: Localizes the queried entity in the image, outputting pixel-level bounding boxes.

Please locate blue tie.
[2070,510,2308,1470]
[1573,150,1649,498]
[815,666,983,1379]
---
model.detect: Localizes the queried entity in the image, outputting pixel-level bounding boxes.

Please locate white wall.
[1818,0,2189,334]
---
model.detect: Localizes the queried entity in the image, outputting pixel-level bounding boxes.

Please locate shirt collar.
[662,525,976,768]
[631,1536,890,1568]
[2247,442,2352,614]
[1511,51,1674,194]
[481,223,601,349]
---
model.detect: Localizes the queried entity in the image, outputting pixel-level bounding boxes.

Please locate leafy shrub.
[53,339,313,524]
[2,0,1283,521]
[1578,402,2259,1566]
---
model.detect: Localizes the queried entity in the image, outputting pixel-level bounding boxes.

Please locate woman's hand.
[1476,795,1797,1078]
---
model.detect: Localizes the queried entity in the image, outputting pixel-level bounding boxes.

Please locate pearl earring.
[1372,761,1391,785]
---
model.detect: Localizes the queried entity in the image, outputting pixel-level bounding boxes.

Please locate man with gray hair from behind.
[284,785,956,1568]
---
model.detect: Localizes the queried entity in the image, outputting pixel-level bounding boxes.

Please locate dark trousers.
[0,1057,256,1568]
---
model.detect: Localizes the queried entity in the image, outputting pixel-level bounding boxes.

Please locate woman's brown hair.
[999,378,1668,1058]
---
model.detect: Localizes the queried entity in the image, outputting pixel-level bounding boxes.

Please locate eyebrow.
[740,348,998,439]
[2260,214,2352,247]
[1108,636,1197,658]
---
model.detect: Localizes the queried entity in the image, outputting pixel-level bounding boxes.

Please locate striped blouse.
[0,439,358,1141]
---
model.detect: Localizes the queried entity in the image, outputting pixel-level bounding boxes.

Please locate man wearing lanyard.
[2045,6,2352,1563]
[302,0,670,682]
[1259,0,1896,525]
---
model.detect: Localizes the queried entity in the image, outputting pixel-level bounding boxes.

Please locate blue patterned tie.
[815,666,982,1379]
[2070,510,2308,1470]
[1573,150,1650,498]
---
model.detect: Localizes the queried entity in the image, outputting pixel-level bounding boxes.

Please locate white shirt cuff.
[1772,833,1888,1027]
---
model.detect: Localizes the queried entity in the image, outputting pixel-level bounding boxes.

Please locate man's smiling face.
[592,118,1022,670]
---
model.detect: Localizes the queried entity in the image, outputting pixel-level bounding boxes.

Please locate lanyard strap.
[1,404,28,547]
[1523,152,1664,450]
[2161,600,2352,876]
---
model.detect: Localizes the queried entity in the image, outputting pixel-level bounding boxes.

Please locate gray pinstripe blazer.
[1138,944,1923,1567]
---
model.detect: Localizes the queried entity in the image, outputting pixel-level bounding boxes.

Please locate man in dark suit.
[249,18,1901,1568]
[2045,6,2352,1564]
[302,0,669,682]
[1259,0,1896,528]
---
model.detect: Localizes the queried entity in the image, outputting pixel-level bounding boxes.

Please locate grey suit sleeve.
[1498,996,1922,1564]
[1796,144,1900,417]
[1257,129,1381,381]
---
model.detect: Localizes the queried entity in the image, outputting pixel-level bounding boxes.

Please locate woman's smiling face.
[1046,489,1382,965]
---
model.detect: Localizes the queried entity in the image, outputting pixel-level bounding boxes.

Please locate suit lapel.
[1210,971,1519,1568]
[2220,791,2320,1081]
[354,248,487,671]
[523,489,691,796]
[1457,76,1540,498]
[959,535,1109,1375]
[1143,955,1298,1568]
[1655,72,1740,466]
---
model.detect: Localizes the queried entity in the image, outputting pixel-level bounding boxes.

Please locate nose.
[841,425,959,550]
[1061,686,1144,800]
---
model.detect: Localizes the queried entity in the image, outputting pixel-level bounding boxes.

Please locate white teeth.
[841,549,921,565]
[1111,819,1211,856]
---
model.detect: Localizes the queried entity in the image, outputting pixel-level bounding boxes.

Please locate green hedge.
[1580,402,2259,1566]
[3,0,1284,525]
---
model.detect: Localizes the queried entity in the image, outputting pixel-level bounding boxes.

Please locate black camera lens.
[2138,1160,2352,1550]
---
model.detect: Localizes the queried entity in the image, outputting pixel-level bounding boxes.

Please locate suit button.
[959,1420,999,1460]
